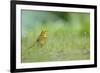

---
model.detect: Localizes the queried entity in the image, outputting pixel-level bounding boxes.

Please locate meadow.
[21,10,90,63]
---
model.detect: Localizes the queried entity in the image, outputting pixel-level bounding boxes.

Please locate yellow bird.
[29,27,47,49]
[36,30,47,48]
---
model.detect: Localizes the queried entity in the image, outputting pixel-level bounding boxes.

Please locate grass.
[21,30,90,63]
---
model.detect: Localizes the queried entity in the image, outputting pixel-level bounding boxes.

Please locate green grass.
[21,31,90,63]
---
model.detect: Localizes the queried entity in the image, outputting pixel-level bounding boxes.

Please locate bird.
[36,29,47,48]
[28,29,47,49]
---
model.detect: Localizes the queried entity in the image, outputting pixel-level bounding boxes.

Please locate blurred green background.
[21,10,90,63]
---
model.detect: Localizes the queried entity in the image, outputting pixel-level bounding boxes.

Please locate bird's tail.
[28,41,39,49]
